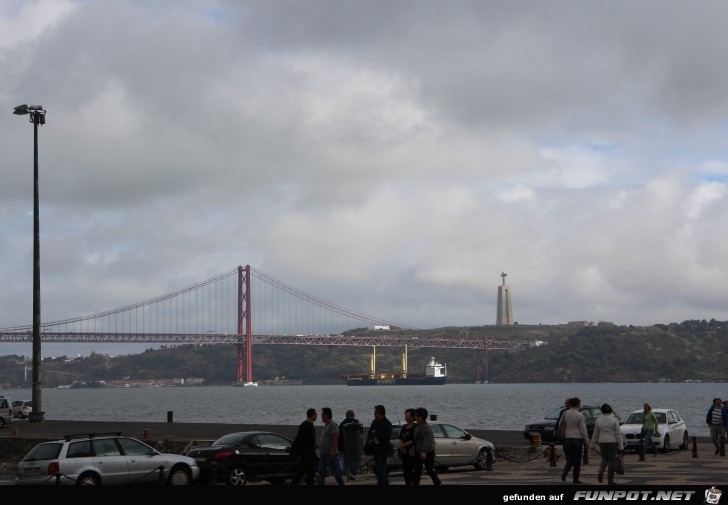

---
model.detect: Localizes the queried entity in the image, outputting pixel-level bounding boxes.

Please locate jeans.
[643,428,657,453]
[598,442,618,484]
[373,450,390,485]
[317,451,345,486]
[710,424,725,451]
[562,438,584,482]
[412,451,441,485]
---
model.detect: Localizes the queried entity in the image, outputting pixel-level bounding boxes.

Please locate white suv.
[0,396,13,428]
[15,432,200,485]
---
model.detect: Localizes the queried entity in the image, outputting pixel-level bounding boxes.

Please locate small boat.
[233,381,259,387]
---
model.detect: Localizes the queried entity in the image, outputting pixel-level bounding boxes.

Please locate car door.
[91,438,130,485]
[430,424,452,466]
[667,410,685,444]
[116,437,162,484]
[439,423,475,466]
[255,433,297,478]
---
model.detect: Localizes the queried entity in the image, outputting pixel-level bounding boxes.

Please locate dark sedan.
[523,405,624,443]
[186,431,300,486]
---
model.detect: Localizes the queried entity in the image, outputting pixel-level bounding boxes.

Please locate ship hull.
[346,376,447,386]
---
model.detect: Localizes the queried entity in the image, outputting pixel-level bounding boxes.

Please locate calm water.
[2,383,723,437]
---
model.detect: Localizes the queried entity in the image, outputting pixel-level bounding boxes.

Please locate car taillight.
[48,462,60,476]
[213,451,233,462]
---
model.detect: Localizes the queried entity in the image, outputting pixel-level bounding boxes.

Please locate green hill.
[2,319,726,386]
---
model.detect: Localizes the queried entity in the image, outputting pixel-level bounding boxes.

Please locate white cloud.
[3,0,728,357]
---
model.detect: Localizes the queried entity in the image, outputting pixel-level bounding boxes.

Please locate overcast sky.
[2,0,728,357]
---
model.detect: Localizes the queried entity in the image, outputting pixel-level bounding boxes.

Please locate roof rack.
[63,432,123,441]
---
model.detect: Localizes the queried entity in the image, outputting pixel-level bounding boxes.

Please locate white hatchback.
[620,408,689,453]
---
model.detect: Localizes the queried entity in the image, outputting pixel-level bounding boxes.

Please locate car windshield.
[213,433,250,446]
[625,412,666,424]
[544,408,563,420]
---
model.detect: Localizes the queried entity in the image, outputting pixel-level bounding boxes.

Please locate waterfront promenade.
[0,420,721,487]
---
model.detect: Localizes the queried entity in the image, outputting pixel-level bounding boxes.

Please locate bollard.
[582,441,589,465]
[639,441,645,461]
[721,436,726,457]
[532,433,542,447]
[430,414,437,422]
[167,410,173,423]
[485,447,494,471]
[143,428,151,439]
[11,426,18,436]
[549,443,557,467]
[692,436,698,458]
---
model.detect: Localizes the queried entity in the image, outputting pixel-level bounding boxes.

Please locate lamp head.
[13,104,29,115]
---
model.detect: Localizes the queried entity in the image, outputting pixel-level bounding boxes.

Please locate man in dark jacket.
[366,404,393,486]
[338,409,363,480]
[291,408,317,485]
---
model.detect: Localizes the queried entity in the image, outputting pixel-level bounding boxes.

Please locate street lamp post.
[12,104,46,423]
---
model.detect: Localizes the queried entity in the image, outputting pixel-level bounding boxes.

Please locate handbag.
[614,454,624,475]
[557,418,567,440]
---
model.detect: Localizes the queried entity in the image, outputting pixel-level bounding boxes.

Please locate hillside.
[1,319,727,386]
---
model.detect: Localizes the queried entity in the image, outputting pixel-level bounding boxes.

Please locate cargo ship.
[343,356,447,386]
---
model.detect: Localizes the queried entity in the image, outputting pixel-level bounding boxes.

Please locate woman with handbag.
[590,403,624,485]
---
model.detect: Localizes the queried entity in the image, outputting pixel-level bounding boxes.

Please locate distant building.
[496,272,513,325]
[374,325,391,331]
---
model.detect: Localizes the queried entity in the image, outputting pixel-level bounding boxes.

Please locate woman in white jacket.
[590,403,624,485]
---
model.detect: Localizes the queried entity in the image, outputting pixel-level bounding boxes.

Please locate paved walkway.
[2,420,724,487]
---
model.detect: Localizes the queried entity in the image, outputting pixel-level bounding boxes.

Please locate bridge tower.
[236,265,252,383]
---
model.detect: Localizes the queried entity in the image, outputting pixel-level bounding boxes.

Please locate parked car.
[371,421,496,473]
[620,408,689,453]
[11,400,32,419]
[186,431,304,485]
[0,396,13,428]
[15,432,199,485]
[523,404,624,443]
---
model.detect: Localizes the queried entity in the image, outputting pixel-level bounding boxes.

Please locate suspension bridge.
[0,265,528,383]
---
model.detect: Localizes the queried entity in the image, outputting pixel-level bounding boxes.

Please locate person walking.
[560,397,590,484]
[338,409,363,480]
[705,398,728,454]
[642,403,660,456]
[317,407,345,486]
[290,408,317,486]
[398,408,417,485]
[366,404,393,486]
[590,403,623,485]
[412,407,441,486]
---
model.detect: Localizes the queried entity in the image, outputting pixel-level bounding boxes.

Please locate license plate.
[195,457,207,463]
[23,467,40,475]
[626,440,639,445]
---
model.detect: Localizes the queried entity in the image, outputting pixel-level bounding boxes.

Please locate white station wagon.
[620,408,689,453]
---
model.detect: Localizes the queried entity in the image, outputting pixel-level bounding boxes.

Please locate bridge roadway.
[0,332,528,348]
[1,420,718,488]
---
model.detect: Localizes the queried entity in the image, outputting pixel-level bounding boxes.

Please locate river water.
[3,383,723,437]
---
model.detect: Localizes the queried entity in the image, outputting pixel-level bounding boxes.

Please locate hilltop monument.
[496,272,513,325]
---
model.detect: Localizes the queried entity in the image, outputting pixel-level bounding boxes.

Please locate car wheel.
[680,431,689,450]
[474,448,489,470]
[226,465,248,486]
[76,472,101,485]
[168,466,192,486]
[662,435,670,453]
